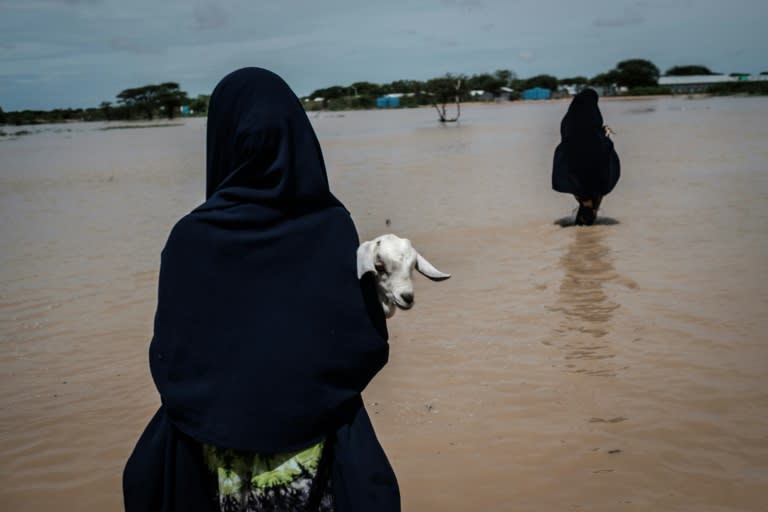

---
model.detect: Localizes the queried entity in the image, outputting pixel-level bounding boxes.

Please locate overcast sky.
[1,0,766,111]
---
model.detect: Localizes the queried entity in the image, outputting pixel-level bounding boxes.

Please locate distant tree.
[52,108,83,121]
[589,70,620,86]
[558,76,589,85]
[665,65,716,76]
[761,71,768,76]
[83,107,105,122]
[614,59,660,88]
[708,81,768,95]
[8,110,41,125]
[349,81,384,97]
[100,101,113,121]
[307,85,346,100]
[0,106,5,124]
[494,69,516,86]
[523,74,558,91]
[466,73,505,94]
[117,85,157,119]
[729,72,749,77]
[425,74,467,122]
[509,77,525,91]
[156,82,189,119]
[388,79,425,94]
[190,95,210,115]
[116,82,189,119]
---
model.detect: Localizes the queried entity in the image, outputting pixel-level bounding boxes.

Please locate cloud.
[593,9,645,28]
[2,0,766,111]
[193,3,229,31]
[0,42,74,62]
[109,37,161,55]
[518,49,535,62]
[19,0,104,5]
[440,0,487,11]
[0,73,40,84]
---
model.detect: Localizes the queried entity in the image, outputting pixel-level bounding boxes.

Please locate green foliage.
[305,79,431,112]
[707,81,768,95]
[2,108,94,125]
[320,95,377,111]
[424,74,467,122]
[387,79,425,94]
[117,82,189,120]
[614,59,660,87]
[425,74,468,104]
[589,70,620,86]
[117,86,155,119]
[156,82,189,120]
[307,85,346,100]
[559,76,588,85]
[99,101,113,121]
[665,65,716,76]
[466,73,505,93]
[190,95,210,115]
[13,58,767,125]
[523,74,558,91]
[349,81,385,97]
[398,93,432,108]
[590,59,659,88]
[494,69,516,86]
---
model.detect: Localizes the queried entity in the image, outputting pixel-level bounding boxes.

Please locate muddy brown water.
[1,97,767,511]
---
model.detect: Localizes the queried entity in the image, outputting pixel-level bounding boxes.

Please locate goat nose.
[401,292,414,305]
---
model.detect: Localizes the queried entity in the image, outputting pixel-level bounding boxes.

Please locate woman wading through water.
[552,88,621,225]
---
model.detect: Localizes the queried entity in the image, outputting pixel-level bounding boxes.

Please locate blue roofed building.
[522,87,551,100]
[376,95,401,108]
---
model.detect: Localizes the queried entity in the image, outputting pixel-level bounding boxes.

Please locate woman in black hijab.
[552,88,620,225]
[123,68,400,511]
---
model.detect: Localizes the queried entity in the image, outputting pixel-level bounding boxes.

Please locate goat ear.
[415,252,451,281]
[357,240,378,279]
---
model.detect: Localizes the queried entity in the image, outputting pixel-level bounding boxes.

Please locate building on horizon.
[657,74,754,94]
[522,87,551,100]
[376,94,401,108]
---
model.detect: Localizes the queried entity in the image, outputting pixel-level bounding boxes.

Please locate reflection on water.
[553,215,620,228]
[546,227,622,377]
[2,98,768,511]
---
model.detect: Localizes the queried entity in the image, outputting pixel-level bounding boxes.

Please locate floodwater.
[1,97,767,511]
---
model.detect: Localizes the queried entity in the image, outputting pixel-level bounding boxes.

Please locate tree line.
[104,82,196,121]
[2,59,766,126]
[302,59,767,111]
[2,83,210,126]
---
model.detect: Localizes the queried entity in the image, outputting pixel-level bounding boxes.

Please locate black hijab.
[552,88,620,199]
[125,68,399,511]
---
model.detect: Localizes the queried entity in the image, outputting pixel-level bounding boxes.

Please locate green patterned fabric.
[203,441,333,511]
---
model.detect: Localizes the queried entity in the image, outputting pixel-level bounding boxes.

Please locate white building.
[658,74,743,93]
[470,87,515,101]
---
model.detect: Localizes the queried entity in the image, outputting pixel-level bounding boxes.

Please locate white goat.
[357,234,450,318]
